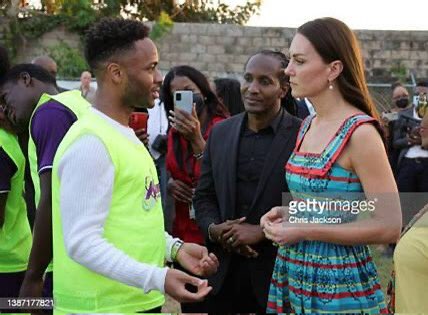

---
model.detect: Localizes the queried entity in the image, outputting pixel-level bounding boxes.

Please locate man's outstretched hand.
[176,243,219,277]
[164,268,212,303]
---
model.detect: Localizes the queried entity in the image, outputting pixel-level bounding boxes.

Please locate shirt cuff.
[165,233,181,263]
[148,266,168,294]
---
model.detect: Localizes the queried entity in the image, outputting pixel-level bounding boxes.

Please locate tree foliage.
[5,0,261,26]
[2,0,261,75]
[150,11,174,41]
[45,41,89,78]
[98,0,262,25]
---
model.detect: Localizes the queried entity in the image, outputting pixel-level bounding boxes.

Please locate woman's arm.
[308,124,401,244]
[169,106,206,154]
[264,124,402,246]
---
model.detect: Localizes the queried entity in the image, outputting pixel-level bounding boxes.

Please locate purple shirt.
[30,101,77,174]
[0,147,17,191]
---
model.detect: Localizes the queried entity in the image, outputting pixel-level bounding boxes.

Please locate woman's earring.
[328,81,333,90]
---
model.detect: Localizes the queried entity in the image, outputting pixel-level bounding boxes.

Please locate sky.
[228,0,428,30]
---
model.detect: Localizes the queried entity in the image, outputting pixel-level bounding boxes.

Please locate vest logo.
[143,176,161,211]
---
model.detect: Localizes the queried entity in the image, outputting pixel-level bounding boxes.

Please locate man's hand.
[209,217,246,246]
[165,268,212,303]
[210,218,260,258]
[176,243,219,277]
[222,223,264,247]
[167,178,193,203]
[135,128,149,147]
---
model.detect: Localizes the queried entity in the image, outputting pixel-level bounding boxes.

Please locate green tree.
[123,0,261,25]
[390,61,408,82]
[17,0,262,25]
[150,11,174,41]
[4,0,261,63]
[45,42,88,79]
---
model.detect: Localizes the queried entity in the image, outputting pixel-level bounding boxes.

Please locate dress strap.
[316,113,377,175]
[295,114,315,148]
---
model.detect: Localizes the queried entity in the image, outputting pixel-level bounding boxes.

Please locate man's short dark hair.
[84,18,150,72]
[0,63,56,87]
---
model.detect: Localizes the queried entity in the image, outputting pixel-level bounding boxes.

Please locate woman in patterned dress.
[261,17,402,314]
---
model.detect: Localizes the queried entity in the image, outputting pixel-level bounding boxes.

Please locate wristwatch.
[171,240,184,262]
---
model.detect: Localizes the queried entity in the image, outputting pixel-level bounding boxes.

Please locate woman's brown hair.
[297,17,379,120]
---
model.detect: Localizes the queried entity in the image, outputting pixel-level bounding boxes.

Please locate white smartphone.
[174,90,193,113]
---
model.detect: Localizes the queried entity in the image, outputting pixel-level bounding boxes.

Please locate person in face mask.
[381,82,409,136]
[382,82,411,179]
[160,65,229,312]
[382,82,409,126]
[392,83,411,111]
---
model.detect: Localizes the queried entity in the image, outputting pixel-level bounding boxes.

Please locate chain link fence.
[368,83,415,113]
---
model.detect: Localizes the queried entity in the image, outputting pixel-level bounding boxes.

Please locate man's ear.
[327,60,343,82]
[106,63,123,85]
[279,82,290,99]
[19,72,32,87]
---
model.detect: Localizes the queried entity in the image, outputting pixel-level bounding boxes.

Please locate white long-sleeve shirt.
[57,107,179,294]
[147,99,168,160]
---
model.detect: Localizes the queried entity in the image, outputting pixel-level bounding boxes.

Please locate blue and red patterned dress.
[267,113,388,314]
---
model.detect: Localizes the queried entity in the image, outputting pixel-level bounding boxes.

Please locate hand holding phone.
[129,112,149,131]
[174,90,194,113]
[129,112,149,146]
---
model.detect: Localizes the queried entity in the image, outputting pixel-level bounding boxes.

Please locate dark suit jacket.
[392,107,421,168]
[296,99,311,120]
[194,111,301,307]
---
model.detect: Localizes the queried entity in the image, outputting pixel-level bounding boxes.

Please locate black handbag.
[151,134,168,154]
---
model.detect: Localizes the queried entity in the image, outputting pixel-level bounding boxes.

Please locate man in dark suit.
[194,50,301,313]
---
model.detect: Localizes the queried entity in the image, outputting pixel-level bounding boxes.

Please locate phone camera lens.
[176,93,182,101]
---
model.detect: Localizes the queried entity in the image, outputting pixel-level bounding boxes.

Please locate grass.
[370,245,394,296]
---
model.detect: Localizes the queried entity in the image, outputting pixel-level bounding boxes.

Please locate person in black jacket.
[194,50,301,313]
[393,81,428,225]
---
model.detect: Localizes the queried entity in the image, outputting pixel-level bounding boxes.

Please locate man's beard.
[123,84,149,110]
